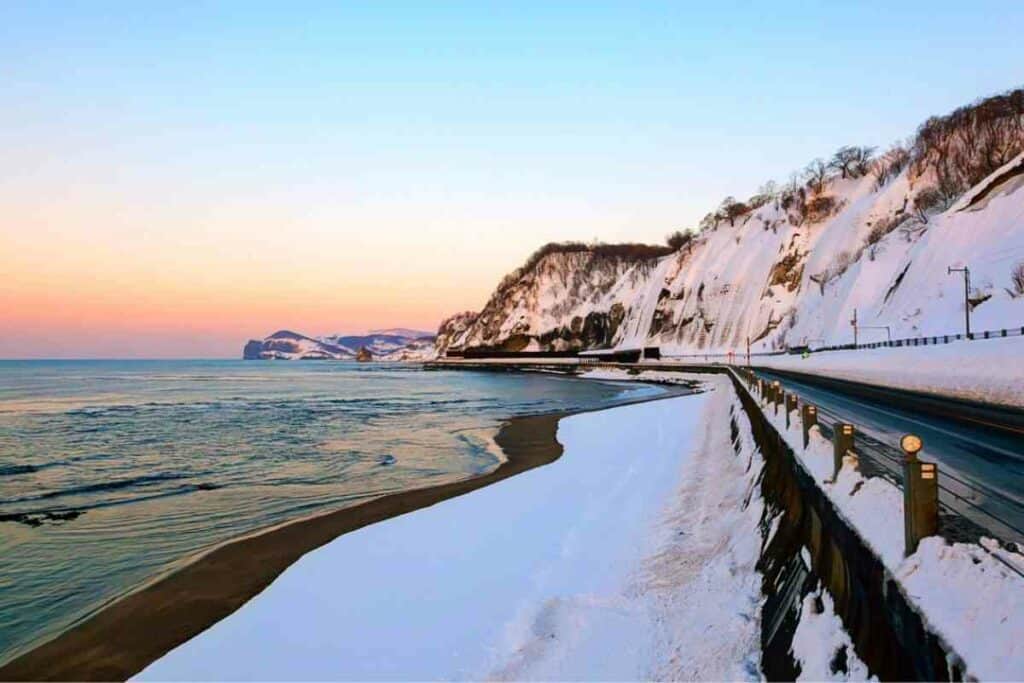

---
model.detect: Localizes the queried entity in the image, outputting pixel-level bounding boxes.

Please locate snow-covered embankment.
[742,370,1024,680]
[754,335,1024,408]
[137,377,765,680]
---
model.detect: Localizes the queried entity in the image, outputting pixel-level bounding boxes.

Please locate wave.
[1,481,226,526]
[8,472,189,504]
[0,464,39,476]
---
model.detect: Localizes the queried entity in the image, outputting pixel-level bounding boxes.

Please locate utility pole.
[948,265,971,338]
[851,308,858,347]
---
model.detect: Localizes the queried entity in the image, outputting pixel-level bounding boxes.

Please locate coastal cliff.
[437,89,1024,357]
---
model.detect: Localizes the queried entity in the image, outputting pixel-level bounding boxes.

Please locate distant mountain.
[243,329,436,361]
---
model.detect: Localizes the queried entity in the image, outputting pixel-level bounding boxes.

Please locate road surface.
[754,367,1024,546]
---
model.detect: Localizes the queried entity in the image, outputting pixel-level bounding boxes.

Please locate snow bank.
[790,584,873,682]
[629,378,765,681]
[580,367,706,386]
[755,336,1024,408]
[137,379,764,680]
[748,375,1024,679]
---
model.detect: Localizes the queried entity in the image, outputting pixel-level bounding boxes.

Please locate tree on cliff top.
[830,145,876,179]
[665,229,694,250]
[496,241,675,293]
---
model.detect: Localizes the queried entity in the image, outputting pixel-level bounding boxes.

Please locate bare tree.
[871,143,911,190]
[935,165,965,207]
[803,158,830,193]
[665,229,694,251]
[805,194,837,222]
[756,180,779,200]
[913,186,943,223]
[699,211,719,232]
[718,196,749,226]
[911,87,1024,198]
[830,145,876,179]
[1011,261,1024,298]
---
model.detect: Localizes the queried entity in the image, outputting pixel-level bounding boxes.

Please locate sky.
[2,2,1023,358]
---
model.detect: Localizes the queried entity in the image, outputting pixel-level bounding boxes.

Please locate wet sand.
[0,412,567,682]
[0,384,693,682]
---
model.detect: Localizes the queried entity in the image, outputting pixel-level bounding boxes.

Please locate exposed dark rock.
[243,340,264,360]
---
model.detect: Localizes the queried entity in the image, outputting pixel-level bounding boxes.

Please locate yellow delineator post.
[801,404,818,449]
[901,434,939,556]
[785,393,798,429]
[832,423,855,480]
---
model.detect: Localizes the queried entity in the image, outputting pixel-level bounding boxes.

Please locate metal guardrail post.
[832,423,855,480]
[785,393,798,428]
[801,404,817,449]
[901,435,939,556]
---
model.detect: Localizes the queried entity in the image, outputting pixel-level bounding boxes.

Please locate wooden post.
[901,434,939,556]
[801,404,817,449]
[832,423,855,480]
[771,381,782,414]
[785,393,798,429]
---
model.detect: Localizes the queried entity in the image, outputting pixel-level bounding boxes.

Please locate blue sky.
[2,1,1023,355]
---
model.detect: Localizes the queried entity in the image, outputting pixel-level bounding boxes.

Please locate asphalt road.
[754,367,1024,546]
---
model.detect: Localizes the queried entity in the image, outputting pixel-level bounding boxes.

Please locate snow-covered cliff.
[439,89,1024,357]
[440,244,673,353]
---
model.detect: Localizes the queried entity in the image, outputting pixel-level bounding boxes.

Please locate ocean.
[0,360,658,665]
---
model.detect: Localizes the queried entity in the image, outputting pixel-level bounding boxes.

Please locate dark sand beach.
[0,412,565,681]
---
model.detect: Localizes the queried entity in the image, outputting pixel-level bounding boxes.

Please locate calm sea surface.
[0,360,658,664]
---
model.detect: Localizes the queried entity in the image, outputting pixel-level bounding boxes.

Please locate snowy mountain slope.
[243,329,436,361]
[435,311,478,352]
[440,245,673,353]
[438,89,1024,356]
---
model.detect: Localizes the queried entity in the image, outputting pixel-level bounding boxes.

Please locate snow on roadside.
[580,367,707,386]
[633,377,765,681]
[500,375,766,680]
[750,375,1024,680]
[791,584,873,682]
[137,380,764,681]
[754,336,1024,408]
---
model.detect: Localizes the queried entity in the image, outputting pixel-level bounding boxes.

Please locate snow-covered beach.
[137,377,766,680]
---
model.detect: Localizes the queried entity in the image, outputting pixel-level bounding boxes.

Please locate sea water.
[0,360,657,664]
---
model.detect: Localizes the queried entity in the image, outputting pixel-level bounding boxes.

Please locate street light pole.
[851,308,858,347]
[948,266,971,338]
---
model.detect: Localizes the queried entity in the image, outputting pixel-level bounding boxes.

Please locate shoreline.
[0,384,692,682]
